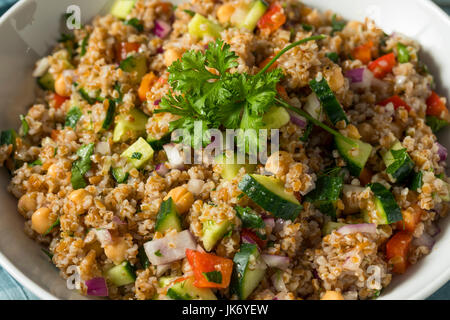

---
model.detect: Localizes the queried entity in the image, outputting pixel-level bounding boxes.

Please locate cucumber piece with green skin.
[155,198,182,233]
[37,72,55,91]
[201,220,233,252]
[121,137,154,168]
[363,183,402,225]
[138,246,150,269]
[111,167,129,184]
[262,106,291,129]
[166,277,217,300]
[232,243,267,300]
[105,261,136,286]
[322,221,346,236]
[238,174,302,221]
[335,136,373,177]
[113,109,149,142]
[110,0,137,19]
[188,13,223,39]
[215,153,256,181]
[147,133,171,151]
[382,141,414,183]
[409,171,423,192]
[119,54,148,82]
[102,99,116,130]
[309,78,349,126]
[304,174,343,220]
[240,0,268,31]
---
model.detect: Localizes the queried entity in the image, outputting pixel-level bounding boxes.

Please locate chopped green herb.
[102,99,116,130]
[154,250,163,257]
[302,24,313,31]
[131,152,143,160]
[183,9,196,17]
[43,218,60,236]
[71,143,94,190]
[65,106,82,129]
[202,271,222,284]
[78,88,102,105]
[29,159,43,167]
[124,18,144,32]
[326,52,339,63]
[41,248,54,260]
[235,206,265,229]
[386,148,414,179]
[19,115,29,136]
[331,14,346,34]
[138,246,150,269]
[426,115,449,133]
[80,34,89,57]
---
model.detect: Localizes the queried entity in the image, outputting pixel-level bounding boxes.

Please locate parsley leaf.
[154,250,163,257]
[20,115,29,136]
[235,206,265,229]
[202,271,222,284]
[426,116,449,133]
[29,159,43,167]
[65,106,82,129]
[131,152,143,160]
[71,143,94,190]
[386,148,414,181]
[124,18,144,32]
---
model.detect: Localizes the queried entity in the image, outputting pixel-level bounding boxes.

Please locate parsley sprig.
[156,36,326,148]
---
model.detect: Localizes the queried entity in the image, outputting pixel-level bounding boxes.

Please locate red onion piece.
[337,223,377,235]
[155,163,169,176]
[261,254,290,270]
[345,68,374,88]
[413,232,435,249]
[241,235,257,245]
[428,222,441,237]
[437,142,447,162]
[85,277,108,296]
[264,218,275,230]
[144,230,197,265]
[153,20,172,38]
[156,47,164,54]
[112,216,126,226]
[289,112,307,128]
[154,99,162,106]
[163,143,185,170]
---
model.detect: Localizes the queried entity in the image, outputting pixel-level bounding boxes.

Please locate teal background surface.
[0,0,449,300]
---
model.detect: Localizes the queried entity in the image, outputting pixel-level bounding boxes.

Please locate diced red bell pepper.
[259,53,277,72]
[116,42,141,62]
[368,52,396,79]
[185,249,233,289]
[257,2,286,34]
[396,204,423,233]
[241,228,267,249]
[52,93,69,109]
[276,84,289,101]
[426,91,449,119]
[386,231,412,274]
[379,95,411,112]
[352,41,373,65]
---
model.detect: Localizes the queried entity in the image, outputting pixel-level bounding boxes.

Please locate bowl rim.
[0,0,449,300]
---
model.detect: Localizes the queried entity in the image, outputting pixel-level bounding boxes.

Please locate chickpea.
[217,3,235,24]
[31,207,56,235]
[164,48,182,67]
[18,193,37,215]
[321,291,345,300]
[68,189,92,215]
[47,163,61,179]
[104,237,129,265]
[164,186,194,214]
[55,74,71,97]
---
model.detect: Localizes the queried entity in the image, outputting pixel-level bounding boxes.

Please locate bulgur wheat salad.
[1,0,449,300]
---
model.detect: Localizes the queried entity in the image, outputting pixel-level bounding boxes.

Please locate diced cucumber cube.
[110,0,136,19]
[105,261,136,286]
[240,0,268,31]
[188,13,223,39]
[121,137,154,168]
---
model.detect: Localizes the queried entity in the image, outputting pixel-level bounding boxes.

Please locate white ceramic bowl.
[0,0,449,300]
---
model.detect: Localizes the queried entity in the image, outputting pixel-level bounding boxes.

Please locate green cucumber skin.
[241,0,269,31]
[0,129,17,149]
[390,158,414,183]
[238,175,302,221]
[309,78,349,126]
[409,171,423,191]
[231,243,263,300]
[369,183,402,224]
[106,261,136,286]
[335,137,372,177]
[304,175,343,220]
[111,167,129,184]
[37,72,55,91]
[155,198,182,233]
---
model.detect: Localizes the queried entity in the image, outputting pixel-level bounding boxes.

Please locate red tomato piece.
[368,52,396,79]
[52,93,69,109]
[379,95,411,112]
[257,2,286,34]
[352,41,373,65]
[116,42,141,62]
[426,91,449,119]
[185,249,233,289]
[386,231,413,274]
